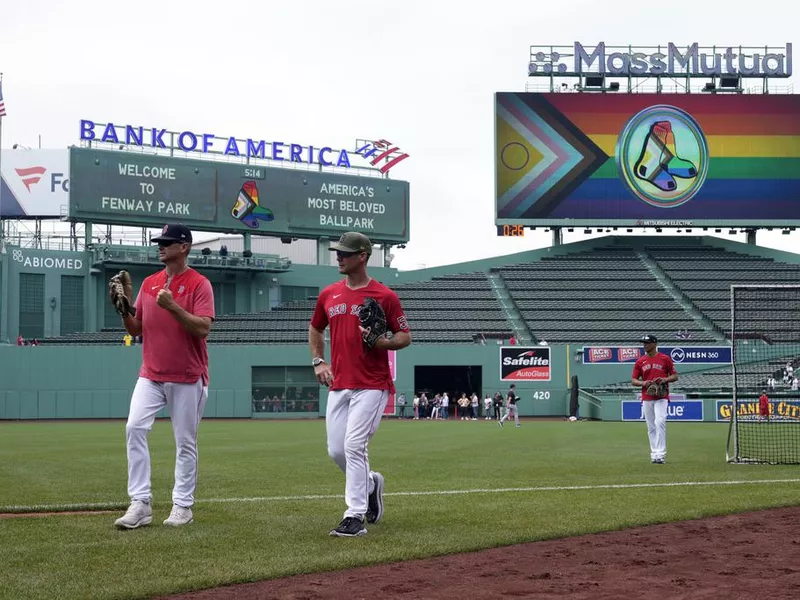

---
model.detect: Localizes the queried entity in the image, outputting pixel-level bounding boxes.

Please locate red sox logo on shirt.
[327,303,348,318]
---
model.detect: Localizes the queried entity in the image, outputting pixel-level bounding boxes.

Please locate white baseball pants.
[125,377,208,508]
[642,399,668,461]
[326,389,388,519]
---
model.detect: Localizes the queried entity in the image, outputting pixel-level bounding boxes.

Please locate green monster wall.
[0,342,722,421]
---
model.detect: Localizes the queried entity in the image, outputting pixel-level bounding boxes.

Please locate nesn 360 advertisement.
[583,346,732,365]
[495,92,800,227]
[500,346,551,381]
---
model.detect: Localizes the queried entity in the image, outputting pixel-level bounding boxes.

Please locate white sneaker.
[163,504,194,526]
[114,500,152,529]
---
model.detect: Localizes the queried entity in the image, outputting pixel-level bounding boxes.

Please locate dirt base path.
[163,506,800,599]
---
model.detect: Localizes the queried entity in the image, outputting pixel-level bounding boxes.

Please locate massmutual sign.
[529,42,792,77]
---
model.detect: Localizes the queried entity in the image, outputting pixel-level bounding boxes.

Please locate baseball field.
[1,418,799,599]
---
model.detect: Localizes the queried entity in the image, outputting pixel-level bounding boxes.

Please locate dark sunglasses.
[336,250,361,259]
[157,240,181,248]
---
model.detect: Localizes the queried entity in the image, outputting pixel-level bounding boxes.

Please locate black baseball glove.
[645,380,667,398]
[359,297,388,349]
[108,270,136,317]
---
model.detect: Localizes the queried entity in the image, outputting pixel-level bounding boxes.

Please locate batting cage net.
[727,285,800,464]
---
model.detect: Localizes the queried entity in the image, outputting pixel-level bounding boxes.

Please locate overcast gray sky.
[2,1,799,269]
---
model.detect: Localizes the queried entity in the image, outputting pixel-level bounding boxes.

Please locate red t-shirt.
[134,268,215,385]
[632,352,676,401]
[310,279,410,392]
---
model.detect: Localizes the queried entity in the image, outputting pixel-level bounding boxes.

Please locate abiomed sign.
[529,42,792,77]
[10,248,84,271]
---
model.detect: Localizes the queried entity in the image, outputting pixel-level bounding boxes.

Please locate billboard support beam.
[552,227,563,246]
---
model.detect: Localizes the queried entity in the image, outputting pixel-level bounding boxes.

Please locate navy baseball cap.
[641,334,658,344]
[151,223,193,244]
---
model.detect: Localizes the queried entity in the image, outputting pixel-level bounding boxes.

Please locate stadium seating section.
[38,240,800,351]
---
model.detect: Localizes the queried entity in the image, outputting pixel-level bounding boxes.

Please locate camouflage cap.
[329,232,372,255]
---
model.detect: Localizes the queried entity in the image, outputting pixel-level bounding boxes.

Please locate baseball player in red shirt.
[631,334,678,464]
[113,224,215,529]
[309,232,412,537]
[759,390,770,422]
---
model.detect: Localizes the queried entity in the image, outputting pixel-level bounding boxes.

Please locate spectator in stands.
[431,394,440,420]
[792,377,798,392]
[123,334,133,346]
[397,393,407,419]
[458,393,470,419]
[483,394,493,419]
[493,391,503,420]
[420,393,429,419]
[441,392,450,420]
[219,245,228,257]
[16,335,24,346]
[509,336,517,346]
[767,376,776,391]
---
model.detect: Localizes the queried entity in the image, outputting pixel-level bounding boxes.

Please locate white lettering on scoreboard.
[309,182,386,231]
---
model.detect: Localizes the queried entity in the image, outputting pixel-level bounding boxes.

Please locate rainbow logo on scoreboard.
[495,92,800,225]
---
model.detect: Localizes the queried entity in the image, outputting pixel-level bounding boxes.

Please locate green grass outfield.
[1,418,799,600]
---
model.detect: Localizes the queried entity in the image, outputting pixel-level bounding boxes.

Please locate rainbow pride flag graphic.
[495,93,800,223]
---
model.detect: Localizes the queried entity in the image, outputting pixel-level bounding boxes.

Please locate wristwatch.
[312,357,326,367]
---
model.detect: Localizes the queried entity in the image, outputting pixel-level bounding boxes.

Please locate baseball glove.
[108,270,136,317]
[645,381,667,398]
[358,297,387,349]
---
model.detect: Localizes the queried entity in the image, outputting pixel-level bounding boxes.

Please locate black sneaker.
[366,471,385,524]
[329,516,367,537]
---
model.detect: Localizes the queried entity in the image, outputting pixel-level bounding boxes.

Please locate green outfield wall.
[0,342,725,421]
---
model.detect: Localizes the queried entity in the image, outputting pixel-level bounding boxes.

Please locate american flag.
[0,80,6,117]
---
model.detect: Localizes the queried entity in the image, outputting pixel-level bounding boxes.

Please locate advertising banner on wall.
[583,346,732,365]
[622,395,704,421]
[1,150,69,218]
[500,346,552,381]
[716,399,800,421]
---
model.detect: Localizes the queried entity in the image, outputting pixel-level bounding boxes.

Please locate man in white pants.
[112,224,215,529]
[309,232,412,537]
[631,334,678,464]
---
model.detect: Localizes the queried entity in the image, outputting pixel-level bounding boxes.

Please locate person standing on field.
[111,224,215,529]
[309,232,412,537]
[631,334,678,464]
